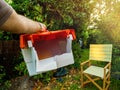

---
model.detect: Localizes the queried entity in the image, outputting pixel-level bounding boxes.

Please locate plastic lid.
[20,29,76,48]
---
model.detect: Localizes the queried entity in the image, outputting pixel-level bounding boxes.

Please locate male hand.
[39,23,47,32]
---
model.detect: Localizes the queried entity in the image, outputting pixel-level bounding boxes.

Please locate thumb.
[39,23,47,31]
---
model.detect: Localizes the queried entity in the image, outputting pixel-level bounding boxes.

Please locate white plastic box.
[20,29,76,76]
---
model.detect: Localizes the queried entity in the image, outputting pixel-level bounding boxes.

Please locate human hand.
[39,23,47,32]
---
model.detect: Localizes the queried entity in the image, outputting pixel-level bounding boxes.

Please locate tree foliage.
[97,1,120,43]
[88,0,120,44]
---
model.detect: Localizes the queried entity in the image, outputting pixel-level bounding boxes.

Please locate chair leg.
[103,77,106,90]
[80,71,84,87]
[81,73,111,90]
[103,74,110,90]
[106,76,110,90]
[80,65,83,88]
[84,74,103,90]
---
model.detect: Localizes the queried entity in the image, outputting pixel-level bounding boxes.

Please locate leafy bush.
[14,61,28,76]
[0,65,6,83]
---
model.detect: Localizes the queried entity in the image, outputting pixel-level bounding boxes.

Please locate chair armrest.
[81,60,91,74]
[104,62,111,70]
[81,60,91,66]
[104,62,111,77]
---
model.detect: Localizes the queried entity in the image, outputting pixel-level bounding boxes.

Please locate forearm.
[0,10,46,34]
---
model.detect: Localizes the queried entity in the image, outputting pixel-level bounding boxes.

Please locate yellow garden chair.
[81,44,112,90]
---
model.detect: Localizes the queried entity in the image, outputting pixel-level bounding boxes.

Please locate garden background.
[0,0,120,90]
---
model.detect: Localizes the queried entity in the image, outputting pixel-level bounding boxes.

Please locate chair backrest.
[89,44,112,62]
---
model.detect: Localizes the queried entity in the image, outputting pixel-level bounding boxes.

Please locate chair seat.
[83,65,108,79]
